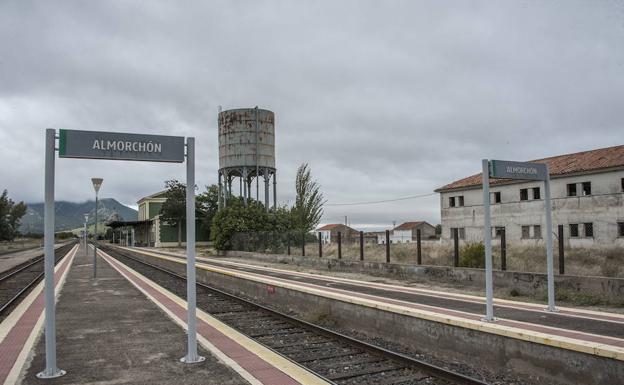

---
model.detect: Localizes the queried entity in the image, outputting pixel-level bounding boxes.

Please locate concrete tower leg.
[217,172,223,210]
[242,168,248,206]
[222,170,228,209]
[264,168,270,211]
[273,171,277,210]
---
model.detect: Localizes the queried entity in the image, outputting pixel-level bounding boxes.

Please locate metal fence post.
[385,230,390,263]
[337,231,342,259]
[558,225,564,275]
[501,228,507,271]
[359,231,364,261]
[453,228,459,267]
[318,231,322,258]
[302,233,305,257]
[416,229,422,265]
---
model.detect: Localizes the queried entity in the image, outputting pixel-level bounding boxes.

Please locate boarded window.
[521,225,530,239]
[533,225,542,239]
[582,182,592,196]
[532,187,541,200]
[520,188,529,201]
[584,223,593,238]
[618,222,624,237]
[621,178,624,192]
[567,183,577,197]
[569,224,579,237]
[458,196,465,206]
[449,197,455,207]
[493,191,501,203]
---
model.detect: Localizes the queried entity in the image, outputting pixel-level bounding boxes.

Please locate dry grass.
[0,238,43,253]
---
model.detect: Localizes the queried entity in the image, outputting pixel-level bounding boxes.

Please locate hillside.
[20,198,138,234]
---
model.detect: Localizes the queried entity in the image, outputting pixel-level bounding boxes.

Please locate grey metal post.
[482,159,494,321]
[337,231,342,259]
[93,190,98,278]
[544,170,556,312]
[181,137,204,364]
[37,129,65,379]
[84,216,88,257]
[255,107,259,201]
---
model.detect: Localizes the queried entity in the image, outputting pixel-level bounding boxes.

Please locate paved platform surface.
[13,244,249,385]
[123,246,624,362]
[0,244,65,275]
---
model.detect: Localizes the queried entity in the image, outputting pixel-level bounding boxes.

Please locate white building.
[435,145,624,247]
[389,221,437,243]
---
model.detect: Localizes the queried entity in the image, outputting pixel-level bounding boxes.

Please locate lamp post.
[91,178,103,279]
[83,214,89,257]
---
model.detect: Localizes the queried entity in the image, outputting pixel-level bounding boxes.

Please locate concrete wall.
[440,169,624,246]
[130,251,624,385]
[224,250,624,304]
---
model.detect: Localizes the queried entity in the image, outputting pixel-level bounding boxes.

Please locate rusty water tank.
[218,108,275,170]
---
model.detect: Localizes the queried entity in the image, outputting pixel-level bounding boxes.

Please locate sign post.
[39,129,202,379]
[482,159,555,322]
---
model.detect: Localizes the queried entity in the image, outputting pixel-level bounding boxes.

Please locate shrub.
[460,242,485,268]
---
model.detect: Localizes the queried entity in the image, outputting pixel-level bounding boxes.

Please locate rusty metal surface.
[218,108,276,169]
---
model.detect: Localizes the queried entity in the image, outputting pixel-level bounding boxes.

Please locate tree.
[196,184,219,239]
[291,163,325,235]
[0,190,27,241]
[160,180,187,247]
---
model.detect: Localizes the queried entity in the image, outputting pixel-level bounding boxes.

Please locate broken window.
[449,197,455,207]
[458,196,465,206]
[618,222,624,237]
[621,178,624,192]
[493,226,505,239]
[493,191,501,203]
[567,183,577,197]
[521,225,530,239]
[533,225,542,239]
[520,188,529,201]
[582,182,592,196]
[532,187,541,200]
[584,223,593,238]
[569,223,579,237]
[459,228,465,239]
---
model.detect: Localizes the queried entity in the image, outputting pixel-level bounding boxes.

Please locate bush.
[460,242,485,268]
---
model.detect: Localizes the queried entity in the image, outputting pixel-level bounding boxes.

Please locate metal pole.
[84,220,88,257]
[417,229,422,265]
[558,225,565,275]
[337,231,342,259]
[359,231,364,261]
[287,233,291,255]
[501,228,507,271]
[482,159,494,321]
[182,137,204,364]
[545,171,556,312]
[385,230,390,263]
[302,232,305,257]
[318,232,322,258]
[93,192,98,278]
[37,129,65,379]
[453,228,459,267]
[255,107,259,202]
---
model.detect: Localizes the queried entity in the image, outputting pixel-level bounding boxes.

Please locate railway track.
[102,245,489,385]
[0,242,76,322]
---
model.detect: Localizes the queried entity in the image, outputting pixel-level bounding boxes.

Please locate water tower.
[218,107,276,210]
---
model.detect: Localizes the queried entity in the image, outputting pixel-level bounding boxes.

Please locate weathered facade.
[317,224,359,244]
[435,145,624,246]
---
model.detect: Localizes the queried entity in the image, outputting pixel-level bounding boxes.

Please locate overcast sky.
[1,1,623,229]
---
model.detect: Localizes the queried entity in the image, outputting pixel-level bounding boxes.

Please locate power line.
[325,192,436,206]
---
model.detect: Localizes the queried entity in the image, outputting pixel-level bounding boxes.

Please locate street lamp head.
[91,178,103,193]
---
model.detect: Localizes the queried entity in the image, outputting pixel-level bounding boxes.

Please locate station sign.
[489,159,547,181]
[59,129,185,163]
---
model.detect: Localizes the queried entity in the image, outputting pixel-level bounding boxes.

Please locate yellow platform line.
[122,246,624,362]
[99,249,330,385]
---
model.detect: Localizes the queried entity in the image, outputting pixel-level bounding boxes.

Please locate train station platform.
[116,246,624,385]
[1,243,329,385]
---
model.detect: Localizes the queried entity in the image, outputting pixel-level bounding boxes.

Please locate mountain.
[20,198,138,234]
